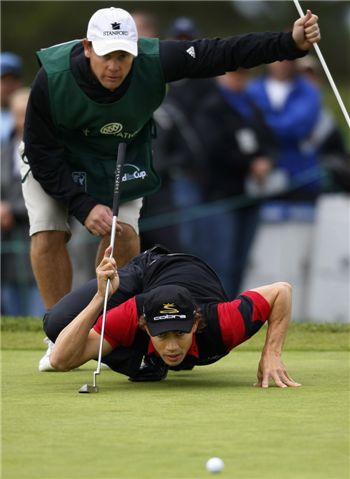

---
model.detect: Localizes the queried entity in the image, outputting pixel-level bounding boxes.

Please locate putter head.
[78,384,99,394]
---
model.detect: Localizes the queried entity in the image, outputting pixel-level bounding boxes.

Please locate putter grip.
[112,142,127,216]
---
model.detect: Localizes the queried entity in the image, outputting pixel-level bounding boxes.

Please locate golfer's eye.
[175,332,186,337]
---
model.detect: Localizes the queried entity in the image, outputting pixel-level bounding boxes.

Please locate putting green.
[2,323,349,479]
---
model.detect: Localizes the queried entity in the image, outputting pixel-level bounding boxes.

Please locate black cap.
[141,285,196,336]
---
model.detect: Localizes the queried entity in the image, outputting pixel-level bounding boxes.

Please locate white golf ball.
[206,457,224,474]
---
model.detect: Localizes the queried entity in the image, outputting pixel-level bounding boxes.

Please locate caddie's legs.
[96,222,140,268]
[31,231,72,309]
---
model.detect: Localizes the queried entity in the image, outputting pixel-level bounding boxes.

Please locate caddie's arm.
[161,14,321,83]
[253,283,302,388]
[50,247,118,371]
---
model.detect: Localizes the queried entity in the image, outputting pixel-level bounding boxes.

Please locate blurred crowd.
[1,11,349,316]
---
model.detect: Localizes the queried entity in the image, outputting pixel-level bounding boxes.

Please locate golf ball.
[206,457,224,474]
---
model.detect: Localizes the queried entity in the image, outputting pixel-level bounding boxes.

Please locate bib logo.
[72,172,87,191]
[122,164,147,182]
[100,123,137,139]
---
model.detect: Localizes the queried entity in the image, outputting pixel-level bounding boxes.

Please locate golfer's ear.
[139,316,151,335]
[191,321,199,333]
[144,324,152,337]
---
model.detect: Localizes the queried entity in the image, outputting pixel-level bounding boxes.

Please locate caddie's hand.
[84,204,123,236]
[292,9,321,51]
[255,351,302,388]
[96,246,119,298]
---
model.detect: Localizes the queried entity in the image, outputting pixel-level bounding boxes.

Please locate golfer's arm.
[262,314,289,358]
[50,294,112,371]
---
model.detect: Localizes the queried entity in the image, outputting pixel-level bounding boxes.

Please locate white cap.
[87,7,138,57]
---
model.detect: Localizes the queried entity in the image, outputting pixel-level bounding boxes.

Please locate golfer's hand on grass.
[293,10,321,50]
[84,204,123,236]
[96,246,119,298]
[255,351,302,388]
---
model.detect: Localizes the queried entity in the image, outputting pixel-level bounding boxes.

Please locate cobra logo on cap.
[159,303,180,314]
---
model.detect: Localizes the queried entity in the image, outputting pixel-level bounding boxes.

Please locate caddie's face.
[83,40,134,91]
[146,324,198,367]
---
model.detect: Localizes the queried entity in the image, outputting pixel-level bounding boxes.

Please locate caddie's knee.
[116,222,140,265]
[119,221,138,239]
[31,231,67,256]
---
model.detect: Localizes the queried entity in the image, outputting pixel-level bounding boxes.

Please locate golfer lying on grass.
[47,245,301,388]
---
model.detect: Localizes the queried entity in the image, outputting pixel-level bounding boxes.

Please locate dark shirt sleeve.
[160,32,306,82]
[23,68,97,224]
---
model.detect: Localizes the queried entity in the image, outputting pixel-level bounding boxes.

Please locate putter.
[79,142,127,394]
[292,0,350,128]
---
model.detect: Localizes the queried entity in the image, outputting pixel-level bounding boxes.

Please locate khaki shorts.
[21,160,143,238]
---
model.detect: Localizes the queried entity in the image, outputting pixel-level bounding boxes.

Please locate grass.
[1,319,349,479]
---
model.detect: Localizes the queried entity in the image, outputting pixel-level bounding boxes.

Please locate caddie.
[22,6,321,317]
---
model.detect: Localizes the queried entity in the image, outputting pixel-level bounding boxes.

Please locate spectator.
[194,70,276,297]
[131,11,159,38]
[141,17,215,254]
[130,12,185,251]
[247,59,322,204]
[296,55,350,193]
[1,87,44,316]
[0,52,23,144]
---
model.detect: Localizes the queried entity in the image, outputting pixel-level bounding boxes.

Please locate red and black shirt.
[94,289,270,367]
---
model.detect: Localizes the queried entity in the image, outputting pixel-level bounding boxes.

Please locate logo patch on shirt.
[186,46,196,58]
[72,172,87,191]
[100,123,123,135]
[100,123,138,139]
[122,163,147,182]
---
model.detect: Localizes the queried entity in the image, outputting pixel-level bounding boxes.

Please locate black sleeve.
[160,31,306,82]
[23,68,97,224]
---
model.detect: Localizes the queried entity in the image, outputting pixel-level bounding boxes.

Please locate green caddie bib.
[37,38,166,205]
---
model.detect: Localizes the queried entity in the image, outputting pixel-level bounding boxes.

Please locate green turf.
[1,322,349,479]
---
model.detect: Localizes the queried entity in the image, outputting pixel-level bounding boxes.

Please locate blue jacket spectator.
[0,52,23,144]
[248,60,322,199]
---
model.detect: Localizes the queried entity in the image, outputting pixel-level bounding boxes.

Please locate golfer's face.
[149,329,196,367]
[85,45,134,91]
